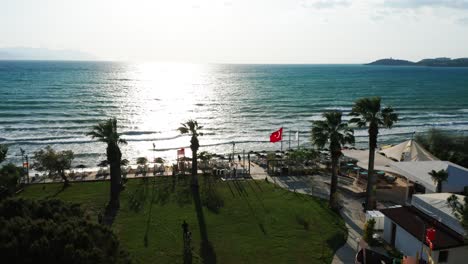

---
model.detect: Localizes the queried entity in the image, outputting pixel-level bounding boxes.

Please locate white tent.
[379,139,439,162]
[341,149,400,174]
[390,161,468,193]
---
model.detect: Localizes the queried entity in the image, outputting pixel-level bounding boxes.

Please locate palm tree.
[87,118,127,210]
[178,120,203,187]
[311,111,354,208]
[349,97,398,210]
[429,169,448,193]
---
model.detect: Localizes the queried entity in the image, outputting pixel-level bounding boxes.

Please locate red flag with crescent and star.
[270,127,283,143]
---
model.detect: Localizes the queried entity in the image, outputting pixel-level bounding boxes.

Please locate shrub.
[0,163,22,200]
[0,198,131,264]
[363,218,376,246]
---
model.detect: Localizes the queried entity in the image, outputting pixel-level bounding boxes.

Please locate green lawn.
[19,176,346,264]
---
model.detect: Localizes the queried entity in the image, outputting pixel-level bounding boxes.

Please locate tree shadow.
[191,185,217,264]
[46,184,69,198]
[128,180,150,212]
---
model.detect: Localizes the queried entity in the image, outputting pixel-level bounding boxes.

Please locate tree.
[0,144,7,164]
[32,146,74,187]
[349,97,398,210]
[429,169,448,193]
[416,129,468,168]
[0,164,22,200]
[136,157,148,165]
[311,111,354,208]
[447,194,468,239]
[87,118,127,210]
[0,198,131,263]
[198,151,214,175]
[177,120,203,187]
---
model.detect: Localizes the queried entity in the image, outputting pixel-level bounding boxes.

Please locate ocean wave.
[121,131,160,136]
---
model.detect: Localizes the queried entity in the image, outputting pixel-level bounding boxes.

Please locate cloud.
[384,0,468,9]
[301,0,351,9]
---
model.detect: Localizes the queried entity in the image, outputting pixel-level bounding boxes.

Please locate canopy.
[379,140,438,162]
[341,149,400,174]
[390,161,468,193]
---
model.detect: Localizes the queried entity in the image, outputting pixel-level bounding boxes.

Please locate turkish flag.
[270,127,283,143]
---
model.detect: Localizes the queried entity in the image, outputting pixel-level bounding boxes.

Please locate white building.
[381,193,468,263]
[390,161,468,193]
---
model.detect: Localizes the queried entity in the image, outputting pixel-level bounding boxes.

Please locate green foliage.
[136,157,148,165]
[0,163,22,200]
[32,146,74,185]
[447,194,468,239]
[288,148,318,164]
[429,169,448,193]
[416,129,468,167]
[0,144,7,163]
[311,111,355,152]
[311,111,354,208]
[0,198,130,264]
[363,218,376,246]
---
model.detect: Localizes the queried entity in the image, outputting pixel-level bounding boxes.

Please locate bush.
[0,198,131,264]
[416,129,468,168]
[0,163,22,200]
[363,218,376,246]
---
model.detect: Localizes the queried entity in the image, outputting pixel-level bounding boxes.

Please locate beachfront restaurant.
[381,193,468,263]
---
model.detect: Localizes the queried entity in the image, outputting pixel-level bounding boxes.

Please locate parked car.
[355,248,392,264]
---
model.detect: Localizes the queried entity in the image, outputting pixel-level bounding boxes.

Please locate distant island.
[366,57,468,67]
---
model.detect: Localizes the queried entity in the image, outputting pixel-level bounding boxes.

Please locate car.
[355,248,393,264]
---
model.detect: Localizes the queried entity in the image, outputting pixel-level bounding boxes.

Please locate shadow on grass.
[192,185,217,264]
[128,180,150,212]
[45,184,69,198]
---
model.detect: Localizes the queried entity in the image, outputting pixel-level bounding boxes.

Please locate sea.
[1,61,468,167]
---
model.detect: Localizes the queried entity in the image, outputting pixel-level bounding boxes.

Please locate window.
[438,250,449,263]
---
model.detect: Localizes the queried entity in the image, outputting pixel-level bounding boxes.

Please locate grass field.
[20,176,346,264]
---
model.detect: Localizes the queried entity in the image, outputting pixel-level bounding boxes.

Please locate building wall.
[432,246,468,264]
[383,216,468,263]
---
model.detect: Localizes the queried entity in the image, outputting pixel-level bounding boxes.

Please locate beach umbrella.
[154,157,165,164]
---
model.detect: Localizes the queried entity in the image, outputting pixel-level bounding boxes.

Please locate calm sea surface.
[1,61,468,166]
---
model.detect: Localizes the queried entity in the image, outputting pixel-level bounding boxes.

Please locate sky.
[1,0,468,63]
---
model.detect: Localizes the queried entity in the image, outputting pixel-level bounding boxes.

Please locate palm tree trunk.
[192,150,198,187]
[366,129,378,210]
[108,144,122,209]
[329,152,339,208]
[437,182,442,193]
[109,160,122,209]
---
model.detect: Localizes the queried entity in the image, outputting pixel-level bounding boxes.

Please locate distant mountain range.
[367,57,468,67]
[0,47,95,61]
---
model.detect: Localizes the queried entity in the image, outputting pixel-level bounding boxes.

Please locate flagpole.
[288,130,291,150]
[297,131,300,149]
